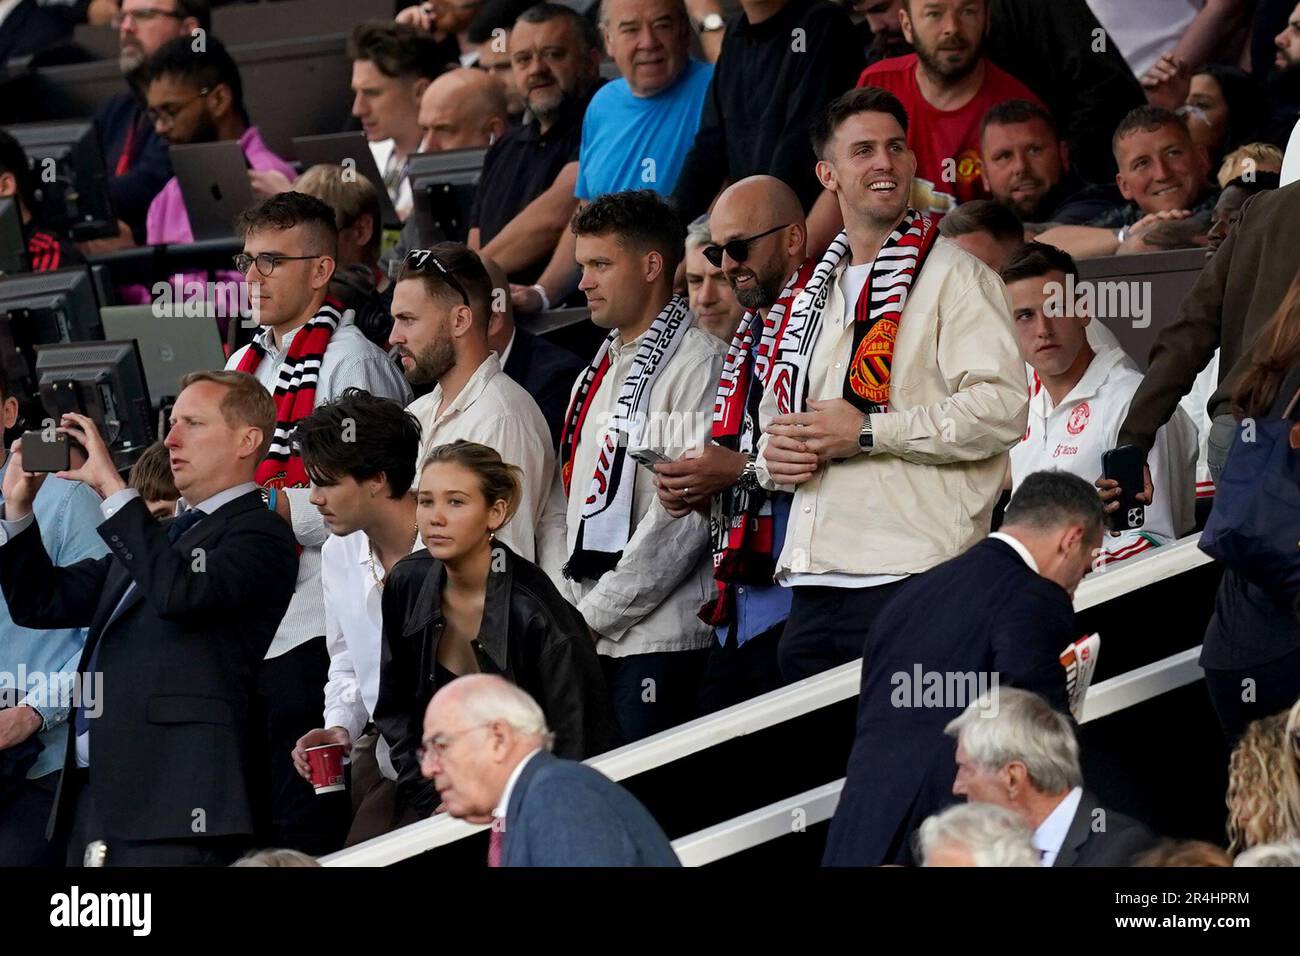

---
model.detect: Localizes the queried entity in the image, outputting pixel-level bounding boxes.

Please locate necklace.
[368,525,420,590]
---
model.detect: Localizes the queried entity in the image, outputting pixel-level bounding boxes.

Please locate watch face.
[701,12,724,31]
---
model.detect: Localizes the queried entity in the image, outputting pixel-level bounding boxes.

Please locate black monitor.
[0,197,26,276]
[4,120,116,240]
[35,340,154,471]
[407,148,487,246]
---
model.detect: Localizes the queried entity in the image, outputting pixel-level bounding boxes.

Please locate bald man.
[653,175,815,712]
[420,675,678,866]
[481,254,585,447]
[418,68,511,153]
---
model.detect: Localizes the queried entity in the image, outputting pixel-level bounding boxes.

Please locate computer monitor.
[100,305,228,407]
[35,340,154,470]
[4,120,116,240]
[0,197,27,276]
[406,148,486,247]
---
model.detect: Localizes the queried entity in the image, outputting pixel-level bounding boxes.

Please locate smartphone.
[629,447,672,470]
[1102,444,1146,533]
[19,430,69,473]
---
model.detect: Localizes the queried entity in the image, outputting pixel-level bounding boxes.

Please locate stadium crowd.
[0,0,1298,868]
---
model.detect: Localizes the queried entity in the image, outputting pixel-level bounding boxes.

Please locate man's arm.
[481,162,580,275]
[0,513,111,630]
[320,559,369,743]
[1031,225,1121,259]
[670,66,728,224]
[1168,0,1253,72]
[515,227,581,312]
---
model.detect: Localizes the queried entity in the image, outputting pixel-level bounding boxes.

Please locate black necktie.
[74,508,208,737]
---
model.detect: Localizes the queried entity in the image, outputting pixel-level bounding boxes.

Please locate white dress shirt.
[986,531,1039,574]
[320,528,424,780]
[406,352,554,562]
[1033,785,1084,867]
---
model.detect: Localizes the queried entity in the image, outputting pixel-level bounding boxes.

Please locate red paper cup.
[305,743,346,795]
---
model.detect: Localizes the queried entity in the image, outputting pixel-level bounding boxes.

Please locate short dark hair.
[513,2,602,52]
[174,0,213,30]
[1112,105,1188,154]
[129,441,179,502]
[145,34,247,125]
[394,241,495,321]
[236,191,340,258]
[571,190,685,274]
[980,99,1059,144]
[1000,241,1079,285]
[0,128,37,212]
[295,388,422,497]
[349,20,448,80]
[1002,470,1105,533]
[938,200,1024,244]
[811,87,909,160]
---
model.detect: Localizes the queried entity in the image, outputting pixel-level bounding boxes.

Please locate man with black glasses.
[225,191,410,855]
[388,241,554,561]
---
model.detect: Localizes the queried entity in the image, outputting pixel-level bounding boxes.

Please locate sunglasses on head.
[702,223,790,268]
[400,249,470,306]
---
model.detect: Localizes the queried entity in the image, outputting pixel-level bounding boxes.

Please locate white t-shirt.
[1011,347,1198,564]
[1084,0,1204,79]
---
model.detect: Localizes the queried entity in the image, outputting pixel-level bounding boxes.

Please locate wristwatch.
[858,415,874,452]
[738,456,760,493]
[696,12,725,33]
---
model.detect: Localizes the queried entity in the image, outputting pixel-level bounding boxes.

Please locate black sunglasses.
[702,223,790,268]
[399,249,470,306]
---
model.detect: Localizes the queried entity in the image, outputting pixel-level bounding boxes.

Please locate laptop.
[293,131,402,229]
[169,141,256,241]
[100,305,228,405]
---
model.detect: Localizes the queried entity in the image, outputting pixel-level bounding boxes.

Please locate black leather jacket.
[374,542,623,817]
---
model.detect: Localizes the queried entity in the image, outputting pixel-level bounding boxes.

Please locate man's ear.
[0,170,15,199]
[899,4,915,43]
[1,395,18,431]
[487,116,507,142]
[412,76,431,106]
[643,249,665,284]
[207,83,234,121]
[450,302,475,338]
[313,254,337,290]
[352,212,375,253]
[815,158,838,192]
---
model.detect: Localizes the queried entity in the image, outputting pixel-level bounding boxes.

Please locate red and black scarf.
[236,298,342,489]
[699,259,814,626]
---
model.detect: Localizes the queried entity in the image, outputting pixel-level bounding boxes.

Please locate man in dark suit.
[947,687,1157,867]
[822,470,1105,867]
[0,370,298,866]
[421,675,678,867]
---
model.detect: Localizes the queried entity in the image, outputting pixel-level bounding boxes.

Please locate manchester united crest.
[848,318,897,405]
[1066,401,1091,436]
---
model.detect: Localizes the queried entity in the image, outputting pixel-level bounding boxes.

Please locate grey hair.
[597,0,689,27]
[945,687,1083,794]
[1233,841,1300,867]
[917,803,1040,867]
[685,214,712,253]
[452,675,555,750]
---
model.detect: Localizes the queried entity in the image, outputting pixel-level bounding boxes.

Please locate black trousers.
[256,635,350,855]
[1203,644,1300,744]
[697,622,786,715]
[601,649,709,743]
[62,770,247,867]
[0,771,63,866]
[777,581,908,683]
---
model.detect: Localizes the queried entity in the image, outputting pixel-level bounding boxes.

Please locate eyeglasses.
[416,722,493,764]
[400,249,471,306]
[145,87,210,128]
[702,224,790,268]
[112,7,186,29]
[233,252,323,278]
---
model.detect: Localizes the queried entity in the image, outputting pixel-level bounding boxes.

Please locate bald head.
[418,68,509,152]
[708,176,808,311]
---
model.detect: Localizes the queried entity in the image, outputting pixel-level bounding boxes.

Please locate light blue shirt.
[575,59,713,201]
[0,456,108,779]
[716,494,793,648]
[1033,785,1084,866]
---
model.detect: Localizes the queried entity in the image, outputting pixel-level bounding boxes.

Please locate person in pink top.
[857,0,1046,216]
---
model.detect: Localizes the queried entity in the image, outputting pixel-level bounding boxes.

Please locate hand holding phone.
[629,447,673,470]
[19,430,70,474]
[1100,444,1147,533]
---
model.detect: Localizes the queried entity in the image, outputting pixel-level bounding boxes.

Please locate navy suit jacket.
[502,328,586,449]
[1054,791,1156,867]
[501,750,679,867]
[822,537,1077,867]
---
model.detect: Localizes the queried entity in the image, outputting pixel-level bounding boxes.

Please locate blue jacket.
[0,460,107,779]
[502,750,679,867]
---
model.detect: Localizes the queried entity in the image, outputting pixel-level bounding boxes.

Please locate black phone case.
[1103,447,1145,532]
[20,432,70,473]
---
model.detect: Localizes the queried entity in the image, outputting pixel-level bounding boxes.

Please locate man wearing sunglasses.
[389,242,554,561]
[225,191,411,855]
[87,0,210,247]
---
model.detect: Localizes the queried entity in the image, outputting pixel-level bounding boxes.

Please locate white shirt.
[227,317,412,658]
[1177,348,1219,500]
[498,329,517,370]
[407,352,554,562]
[320,528,424,780]
[493,748,542,820]
[370,138,413,221]
[1011,347,1197,564]
[987,531,1039,573]
[1084,0,1203,79]
[1033,785,1084,867]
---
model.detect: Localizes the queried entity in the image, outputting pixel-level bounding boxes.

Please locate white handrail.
[320,534,1214,867]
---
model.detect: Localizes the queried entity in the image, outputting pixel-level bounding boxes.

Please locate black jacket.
[0,491,298,843]
[502,327,586,449]
[1054,791,1157,866]
[374,542,622,817]
[823,537,1076,867]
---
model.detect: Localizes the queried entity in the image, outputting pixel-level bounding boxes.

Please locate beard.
[120,42,146,76]
[913,32,982,83]
[730,258,785,311]
[527,83,578,127]
[404,330,456,385]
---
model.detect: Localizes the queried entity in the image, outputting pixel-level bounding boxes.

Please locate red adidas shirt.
[858,54,1045,214]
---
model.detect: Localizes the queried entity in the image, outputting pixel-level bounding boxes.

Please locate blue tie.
[74,508,208,736]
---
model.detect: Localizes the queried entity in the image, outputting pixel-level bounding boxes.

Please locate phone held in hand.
[1102,444,1146,533]
[19,430,70,473]
[629,447,672,470]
